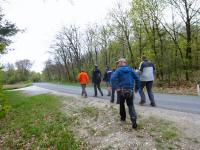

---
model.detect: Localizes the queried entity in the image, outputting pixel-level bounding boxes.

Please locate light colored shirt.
[139,60,155,81]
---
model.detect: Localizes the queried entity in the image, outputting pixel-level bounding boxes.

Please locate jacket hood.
[119,66,132,73]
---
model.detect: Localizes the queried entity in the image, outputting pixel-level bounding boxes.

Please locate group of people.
[77,56,156,129]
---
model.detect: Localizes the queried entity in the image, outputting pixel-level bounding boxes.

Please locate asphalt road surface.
[34,82,200,114]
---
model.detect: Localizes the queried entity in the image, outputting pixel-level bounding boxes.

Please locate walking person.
[77,69,90,98]
[103,66,112,96]
[110,67,116,103]
[92,64,103,97]
[111,58,140,129]
[139,55,156,107]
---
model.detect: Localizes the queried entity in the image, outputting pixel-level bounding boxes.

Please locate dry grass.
[154,86,198,95]
[61,94,200,150]
[3,83,32,90]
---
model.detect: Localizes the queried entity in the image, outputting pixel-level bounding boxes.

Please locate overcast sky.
[1,0,130,72]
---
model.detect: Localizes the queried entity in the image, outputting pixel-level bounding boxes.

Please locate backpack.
[93,69,101,82]
[96,71,101,82]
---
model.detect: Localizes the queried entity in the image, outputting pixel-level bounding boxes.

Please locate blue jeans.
[139,81,155,105]
[81,84,87,96]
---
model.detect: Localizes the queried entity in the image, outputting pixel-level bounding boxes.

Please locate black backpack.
[96,71,101,82]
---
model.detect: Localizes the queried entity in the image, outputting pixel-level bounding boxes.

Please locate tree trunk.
[155,22,164,81]
[124,30,134,65]
[139,22,142,58]
[64,61,71,81]
[185,21,192,81]
[95,46,98,64]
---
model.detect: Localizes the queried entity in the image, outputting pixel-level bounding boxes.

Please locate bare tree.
[63,25,82,71]
[109,3,135,65]
[168,0,200,80]
[15,59,32,81]
[52,34,72,81]
[97,25,111,66]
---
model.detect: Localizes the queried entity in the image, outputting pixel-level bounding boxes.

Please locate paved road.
[34,82,200,114]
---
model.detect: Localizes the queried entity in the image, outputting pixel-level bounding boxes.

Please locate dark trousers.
[81,84,87,96]
[106,82,111,96]
[118,91,137,122]
[111,87,115,102]
[139,81,155,105]
[111,89,120,104]
[94,83,103,96]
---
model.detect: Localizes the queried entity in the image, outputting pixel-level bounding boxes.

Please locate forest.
[39,0,200,87]
[2,0,200,87]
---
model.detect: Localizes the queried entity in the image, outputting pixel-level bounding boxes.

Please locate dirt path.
[59,92,200,150]
[16,86,200,149]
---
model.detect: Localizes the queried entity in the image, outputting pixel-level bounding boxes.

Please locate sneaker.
[132,119,137,129]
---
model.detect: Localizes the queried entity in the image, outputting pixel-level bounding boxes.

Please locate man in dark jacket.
[92,64,103,97]
[111,58,140,129]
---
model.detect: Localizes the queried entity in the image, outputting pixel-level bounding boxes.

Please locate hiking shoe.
[150,103,156,107]
[132,119,137,129]
[121,118,126,122]
[139,101,146,105]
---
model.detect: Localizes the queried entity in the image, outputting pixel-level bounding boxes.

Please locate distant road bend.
[34,82,200,114]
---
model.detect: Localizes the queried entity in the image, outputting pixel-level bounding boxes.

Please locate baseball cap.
[116,58,127,64]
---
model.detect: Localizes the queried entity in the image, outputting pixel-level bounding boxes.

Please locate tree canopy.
[0,10,18,54]
[44,0,200,86]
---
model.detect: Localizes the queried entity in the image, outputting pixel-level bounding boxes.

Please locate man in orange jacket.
[77,69,90,98]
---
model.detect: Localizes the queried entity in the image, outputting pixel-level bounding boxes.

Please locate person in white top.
[138,56,156,107]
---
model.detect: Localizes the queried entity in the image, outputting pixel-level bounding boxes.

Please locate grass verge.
[0,91,82,149]
[153,86,197,95]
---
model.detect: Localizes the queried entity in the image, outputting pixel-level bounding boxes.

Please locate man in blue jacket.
[111,58,140,129]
